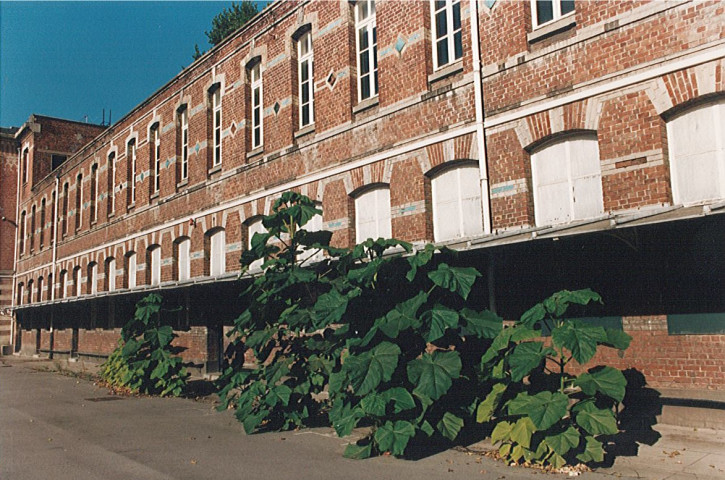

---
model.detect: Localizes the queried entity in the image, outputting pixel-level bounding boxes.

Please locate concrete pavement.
[1,356,723,480]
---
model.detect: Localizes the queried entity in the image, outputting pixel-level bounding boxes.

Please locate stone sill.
[352,96,379,114]
[294,124,316,139]
[528,15,576,43]
[246,147,264,160]
[428,60,463,84]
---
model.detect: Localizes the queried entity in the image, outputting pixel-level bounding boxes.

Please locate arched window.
[19,210,26,255]
[530,134,604,226]
[354,185,391,243]
[88,262,98,294]
[148,245,161,286]
[430,162,484,241]
[22,148,29,184]
[62,182,69,236]
[27,279,33,304]
[73,266,82,296]
[667,97,725,205]
[246,218,265,271]
[208,228,226,276]
[175,237,191,282]
[16,283,24,306]
[37,276,44,302]
[105,257,116,292]
[47,273,53,301]
[30,205,36,252]
[90,163,99,222]
[59,270,68,299]
[40,198,46,248]
[75,173,83,231]
[125,252,137,289]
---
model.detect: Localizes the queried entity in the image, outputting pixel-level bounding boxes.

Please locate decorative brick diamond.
[273,102,280,115]
[327,71,336,88]
[395,36,406,54]
[230,122,237,136]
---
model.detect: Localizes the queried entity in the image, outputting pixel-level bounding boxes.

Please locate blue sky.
[0,1,261,128]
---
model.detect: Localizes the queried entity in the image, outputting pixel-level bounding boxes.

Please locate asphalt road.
[0,357,537,480]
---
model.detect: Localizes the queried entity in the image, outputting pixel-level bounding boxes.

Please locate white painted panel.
[669,99,725,205]
[150,247,161,285]
[178,239,190,282]
[432,164,482,241]
[247,219,265,271]
[355,187,391,242]
[127,254,137,289]
[210,230,226,276]
[107,259,116,292]
[377,187,392,239]
[572,174,604,220]
[300,208,324,263]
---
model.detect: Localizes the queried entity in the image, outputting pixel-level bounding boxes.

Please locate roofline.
[13,114,105,140]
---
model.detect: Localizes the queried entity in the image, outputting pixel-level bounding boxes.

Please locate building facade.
[8,1,725,388]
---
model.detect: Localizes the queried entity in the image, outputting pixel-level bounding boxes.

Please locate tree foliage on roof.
[193,1,261,61]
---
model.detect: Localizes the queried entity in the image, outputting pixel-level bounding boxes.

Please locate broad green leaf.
[544,289,602,318]
[544,426,580,456]
[510,417,536,449]
[508,391,568,431]
[407,351,462,401]
[378,292,428,338]
[551,320,607,365]
[461,308,502,339]
[575,402,619,435]
[264,360,290,385]
[520,303,546,329]
[374,420,416,456]
[509,341,546,382]
[150,361,168,380]
[265,385,292,407]
[576,435,605,463]
[498,443,512,458]
[328,369,346,395]
[423,304,459,342]
[329,401,363,437]
[490,420,513,444]
[476,383,507,423]
[241,410,267,434]
[419,420,435,437]
[344,442,372,459]
[574,366,627,403]
[121,338,140,357]
[406,243,435,281]
[604,328,632,350]
[347,258,383,286]
[549,452,567,469]
[381,387,416,413]
[145,325,174,348]
[510,444,525,462]
[245,328,275,352]
[437,412,464,441]
[360,393,387,417]
[427,263,481,300]
[311,289,349,330]
[345,342,401,396]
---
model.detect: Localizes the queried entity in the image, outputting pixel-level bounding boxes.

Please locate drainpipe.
[10,145,22,353]
[469,0,492,235]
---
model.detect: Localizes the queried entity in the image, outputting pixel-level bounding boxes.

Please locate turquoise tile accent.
[491,184,515,194]
[484,0,497,8]
[400,205,417,213]
[395,37,406,54]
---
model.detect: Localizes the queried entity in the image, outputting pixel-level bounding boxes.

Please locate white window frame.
[667,98,725,205]
[298,30,314,128]
[126,252,137,289]
[109,153,116,215]
[180,109,189,181]
[251,63,264,149]
[74,267,82,296]
[355,0,378,102]
[531,0,575,29]
[430,0,463,70]
[89,262,98,295]
[212,88,222,166]
[60,271,68,299]
[355,186,391,243]
[107,258,116,292]
[128,140,137,205]
[530,134,604,227]
[151,125,161,194]
[22,148,29,184]
[91,164,99,222]
[149,246,161,286]
[177,238,191,282]
[209,229,226,276]
[76,174,83,230]
[431,163,484,242]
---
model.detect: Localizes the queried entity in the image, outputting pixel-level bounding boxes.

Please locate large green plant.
[100,293,188,396]
[216,192,501,457]
[476,289,632,468]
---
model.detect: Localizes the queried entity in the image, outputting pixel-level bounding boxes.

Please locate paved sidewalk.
[2,355,723,480]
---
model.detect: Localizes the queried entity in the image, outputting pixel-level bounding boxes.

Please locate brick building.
[7,1,725,389]
[1,127,20,353]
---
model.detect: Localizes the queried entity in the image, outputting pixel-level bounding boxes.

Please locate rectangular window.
[126,253,137,289]
[50,191,56,243]
[149,247,161,286]
[75,173,83,232]
[531,0,575,28]
[180,109,189,180]
[40,199,46,248]
[356,0,378,102]
[151,125,161,194]
[298,31,314,128]
[177,238,190,282]
[251,63,264,149]
[30,206,35,252]
[127,140,136,205]
[90,164,98,222]
[108,153,116,216]
[106,258,116,292]
[431,0,462,70]
[355,186,391,243]
[19,211,25,255]
[62,183,69,236]
[431,164,484,241]
[22,148,29,184]
[212,88,222,166]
